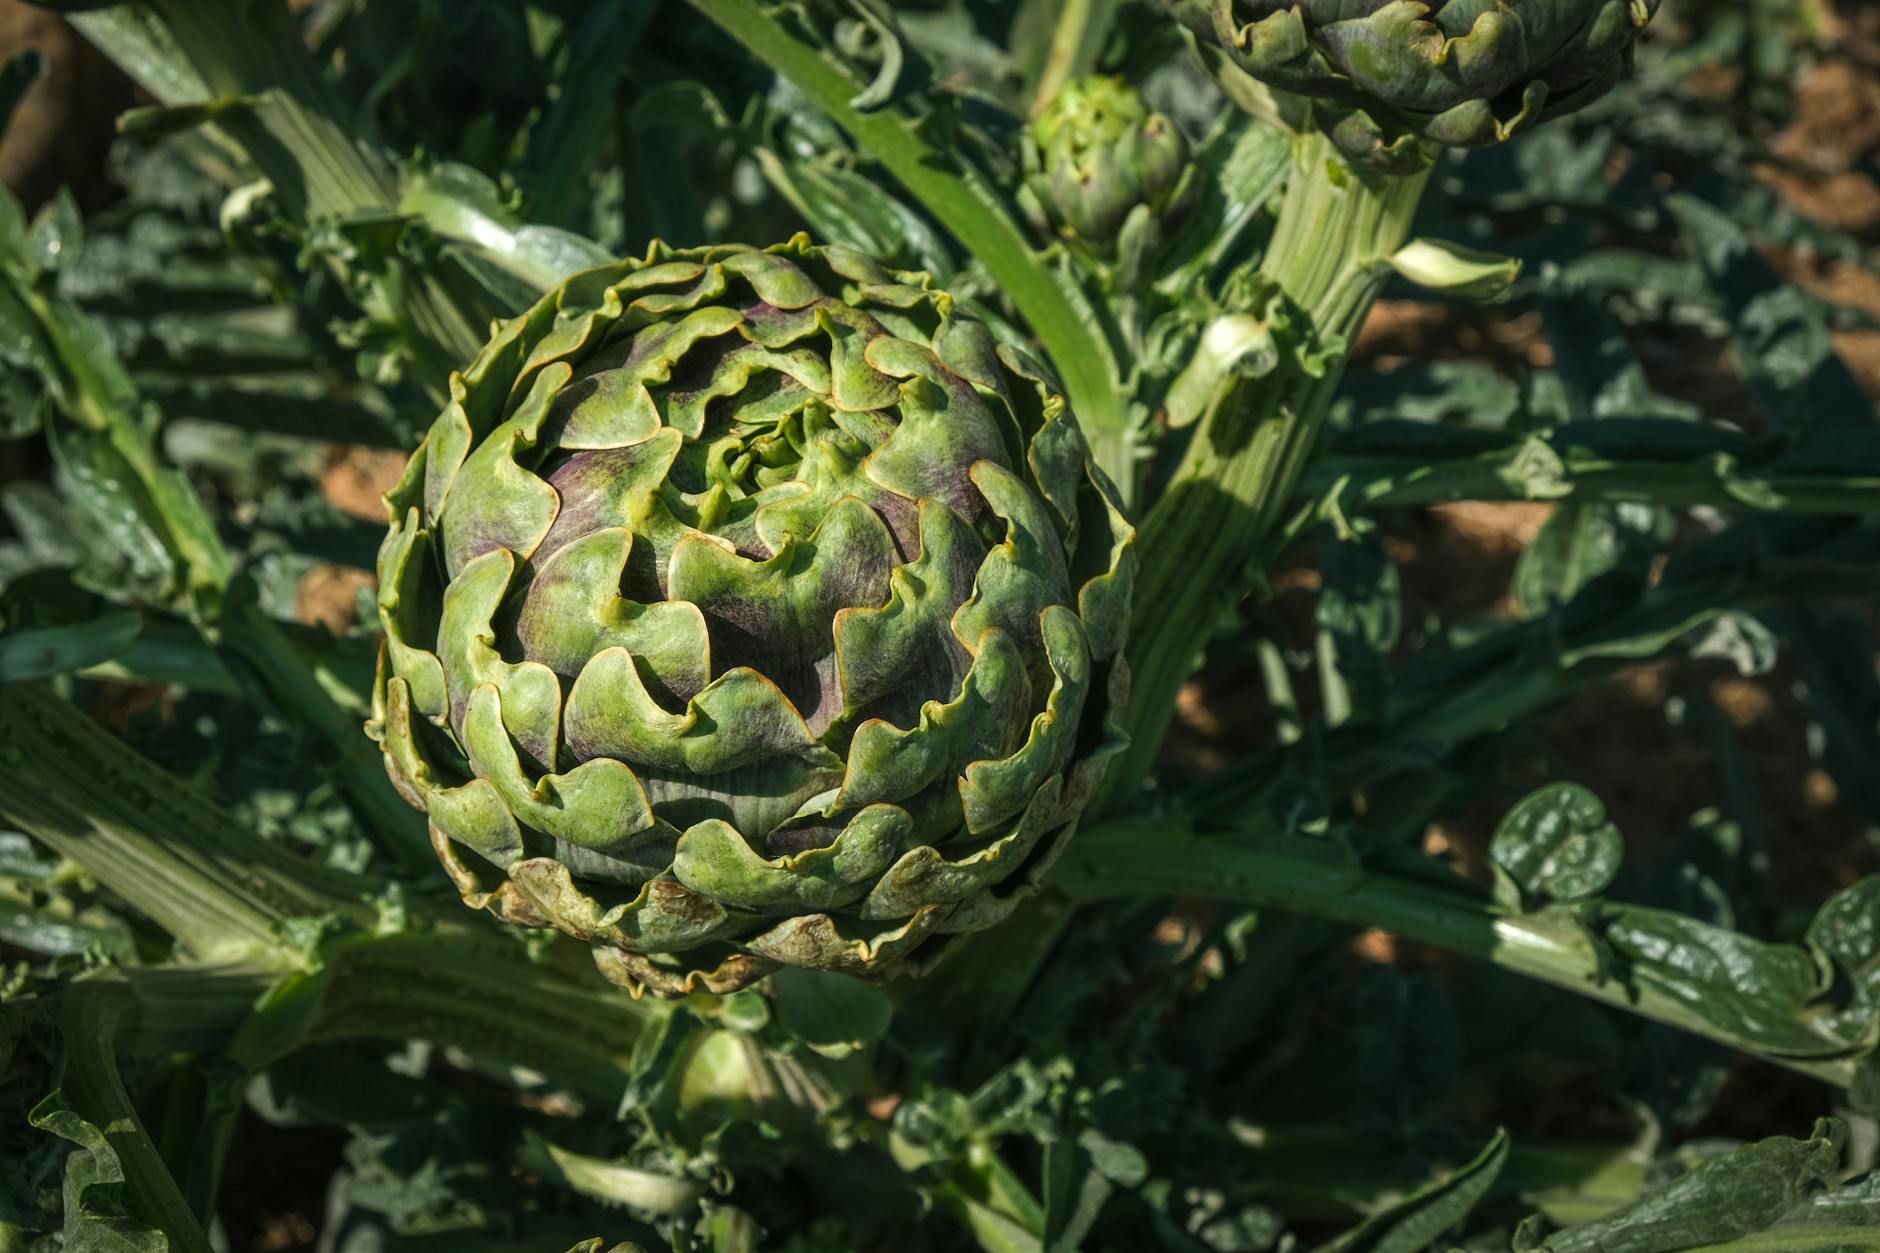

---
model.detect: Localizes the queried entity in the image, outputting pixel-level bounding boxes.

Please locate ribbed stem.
[1106,135,1431,807]
[0,684,370,959]
[245,932,661,1101]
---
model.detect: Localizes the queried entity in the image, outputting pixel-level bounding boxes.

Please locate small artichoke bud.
[1022,76,1195,256]
[1171,0,1663,173]
[369,237,1136,997]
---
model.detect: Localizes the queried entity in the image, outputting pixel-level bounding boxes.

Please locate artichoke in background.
[1021,76,1196,260]
[370,237,1135,996]
[1171,0,1663,172]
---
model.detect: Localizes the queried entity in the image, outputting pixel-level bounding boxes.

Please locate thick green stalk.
[1107,135,1431,807]
[686,0,1132,488]
[0,683,370,959]
[238,932,660,1101]
[1053,822,1859,1090]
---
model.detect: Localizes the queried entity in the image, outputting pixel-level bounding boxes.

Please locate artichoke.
[1172,0,1662,172]
[1022,76,1195,257]
[370,237,1135,995]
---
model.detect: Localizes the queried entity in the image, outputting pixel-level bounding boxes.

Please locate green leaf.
[1512,503,1667,617]
[1670,193,1875,436]
[399,162,613,293]
[1387,238,1521,300]
[1491,783,1623,906]
[1316,1128,1509,1253]
[64,8,208,106]
[1533,1120,1847,1253]
[756,146,955,278]
[1540,289,1694,422]
[1595,905,1841,1058]
[1807,876,1880,1055]
[28,188,82,276]
[0,612,142,683]
[771,966,893,1058]
[1315,519,1401,728]
[1743,1173,1880,1249]
[1041,1128,1119,1253]
[29,1093,174,1253]
[520,1132,705,1216]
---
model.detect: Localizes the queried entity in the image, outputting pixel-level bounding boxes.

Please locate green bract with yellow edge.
[369,237,1136,997]
[1171,0,1662,172]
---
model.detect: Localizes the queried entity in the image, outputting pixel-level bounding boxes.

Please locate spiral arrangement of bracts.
[1173,0,1663,171]
[369,238,1135,995]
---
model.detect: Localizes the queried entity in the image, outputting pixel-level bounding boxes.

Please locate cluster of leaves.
[0,0,1877,1251]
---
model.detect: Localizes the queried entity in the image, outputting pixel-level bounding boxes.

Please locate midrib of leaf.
[686,0,1130,484]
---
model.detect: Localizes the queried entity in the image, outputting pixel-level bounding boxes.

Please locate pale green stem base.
[1106,134,1431,808]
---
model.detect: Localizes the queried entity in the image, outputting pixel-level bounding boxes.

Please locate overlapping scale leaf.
[1179,0,1662,172]
[368,236,1135,995]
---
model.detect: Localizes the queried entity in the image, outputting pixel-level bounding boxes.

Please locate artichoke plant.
[370,237,1135,995]
[1021,76,1196,257]
[1171,0,1663,171]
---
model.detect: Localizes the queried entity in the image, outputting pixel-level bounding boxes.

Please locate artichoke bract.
[1022,76,1195,256]
[1175,0,1661,172]
[370,238,1135,996]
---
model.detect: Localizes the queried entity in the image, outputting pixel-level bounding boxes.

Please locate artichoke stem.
[1105,132,1431,809]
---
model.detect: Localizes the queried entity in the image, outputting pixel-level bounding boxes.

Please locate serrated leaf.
[30,1092,185,1253]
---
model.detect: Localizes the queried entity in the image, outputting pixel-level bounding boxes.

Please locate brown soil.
[295,563,375,634]
[0,2,134,212]
[294,448,408,632]
[320,446,407,523]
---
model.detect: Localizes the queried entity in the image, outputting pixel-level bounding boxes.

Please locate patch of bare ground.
[294,448,408,632]
[0,2,133,211]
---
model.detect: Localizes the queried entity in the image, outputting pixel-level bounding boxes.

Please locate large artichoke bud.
[370,237,1135,996]
[1172,0,1661,172]
[1021,76,1195,257]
